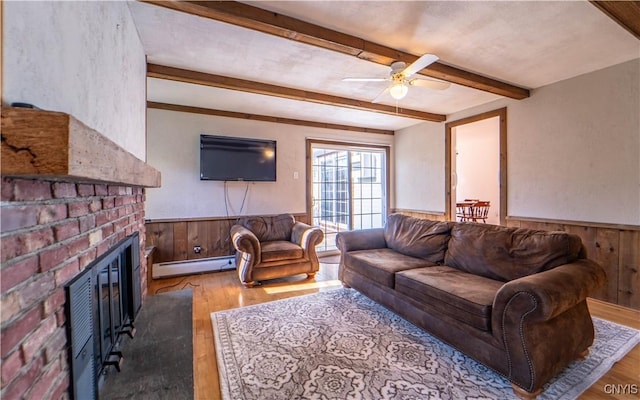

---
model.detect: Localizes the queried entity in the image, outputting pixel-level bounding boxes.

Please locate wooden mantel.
[1,106,161,188]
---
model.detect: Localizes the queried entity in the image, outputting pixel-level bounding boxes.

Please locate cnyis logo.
[603,384,639,395]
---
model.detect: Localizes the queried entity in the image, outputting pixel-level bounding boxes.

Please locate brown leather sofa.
[231,214,324,287]
[336,213,606,399]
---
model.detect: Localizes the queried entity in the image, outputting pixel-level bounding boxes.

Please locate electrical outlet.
[193,245,202,254]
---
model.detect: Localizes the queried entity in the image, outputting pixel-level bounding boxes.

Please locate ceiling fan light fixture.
[389,82,408,100]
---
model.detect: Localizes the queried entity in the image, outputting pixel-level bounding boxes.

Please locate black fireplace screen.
[65,232,141,400]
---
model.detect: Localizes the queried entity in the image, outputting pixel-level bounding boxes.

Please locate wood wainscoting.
[392,209,448,221]
[145,213,311,264]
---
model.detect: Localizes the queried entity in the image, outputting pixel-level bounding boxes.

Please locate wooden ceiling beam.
[590,1,640,40]
[147,64,446,122]
[147,102,395,135]
[141,0,530,99]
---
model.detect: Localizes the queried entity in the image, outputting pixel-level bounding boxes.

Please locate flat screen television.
[200,134,277,181]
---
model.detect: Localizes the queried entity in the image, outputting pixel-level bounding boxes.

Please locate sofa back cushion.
[444,223,583,282]
[237,214,295,242]
[384,214,451,263]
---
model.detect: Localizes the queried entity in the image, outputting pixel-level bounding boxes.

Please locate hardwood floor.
[148,262,639,400]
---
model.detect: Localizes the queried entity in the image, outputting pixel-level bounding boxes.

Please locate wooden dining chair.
[456,202,473,222]
[470,201,490,223]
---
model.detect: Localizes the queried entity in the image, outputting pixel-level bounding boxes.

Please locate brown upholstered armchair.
[230,214,324,287]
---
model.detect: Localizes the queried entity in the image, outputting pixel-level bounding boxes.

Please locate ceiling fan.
[342,53,450,102]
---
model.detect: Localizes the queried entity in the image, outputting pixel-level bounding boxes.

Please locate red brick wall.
[1,177,148,399]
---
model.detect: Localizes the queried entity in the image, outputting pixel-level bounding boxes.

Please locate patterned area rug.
[211,288,640,400]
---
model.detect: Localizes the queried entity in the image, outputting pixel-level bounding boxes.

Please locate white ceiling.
[128,1,639,131]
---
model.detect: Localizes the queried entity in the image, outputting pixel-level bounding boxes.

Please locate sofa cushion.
[383,214,451,263]
[260,241,303,263]
[395,266,503,331]
[344,248,435,288]
[238,214,295,242]
[445,223,583,282]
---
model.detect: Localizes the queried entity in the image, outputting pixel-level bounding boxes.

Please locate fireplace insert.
[65,232,141,399]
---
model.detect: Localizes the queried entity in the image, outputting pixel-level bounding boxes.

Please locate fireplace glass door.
[67,232,141,399]
[94,254,124,378]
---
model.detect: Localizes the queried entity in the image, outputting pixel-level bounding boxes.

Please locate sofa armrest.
[491,259,605,392]
[230,224,261,263]
[336,228,386,253]
[493,259,606,325]
[336,229,386,283]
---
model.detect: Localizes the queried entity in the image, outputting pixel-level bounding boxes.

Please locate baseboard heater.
[152,256,236,279]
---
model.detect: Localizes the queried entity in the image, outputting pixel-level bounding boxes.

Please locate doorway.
[307,140,390,252]
[445,108,507,225]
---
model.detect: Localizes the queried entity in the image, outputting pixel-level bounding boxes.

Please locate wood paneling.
[507,217,640,310]
[174,221,189,261]
[594,228,621,303]
[393,209,447,221]
[619,230,640,309]
[145,214,308,263]
[145,222,174,263]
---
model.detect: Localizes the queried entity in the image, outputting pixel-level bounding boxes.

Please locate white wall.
[454,117,500,225]
[394,121,445,213]
[2,2,147,159]
[145,109,394,219]
[395,58,640,226]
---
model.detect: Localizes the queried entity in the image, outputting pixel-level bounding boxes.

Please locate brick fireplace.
[0,177,149,399]
[1,106,160,399]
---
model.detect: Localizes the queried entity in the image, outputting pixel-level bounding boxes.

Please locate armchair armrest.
[291,222,324,250]
[493,259,606,325]
[230,224,261,264]
[292,222,324,268]
[336,228,386,253]
[231,224,263,285]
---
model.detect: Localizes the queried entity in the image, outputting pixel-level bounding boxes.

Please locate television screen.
[200,135,277,181]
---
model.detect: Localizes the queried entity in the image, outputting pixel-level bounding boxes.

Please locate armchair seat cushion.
[260,240,304,263]
[395,266,502,331]
[344,248,435,288]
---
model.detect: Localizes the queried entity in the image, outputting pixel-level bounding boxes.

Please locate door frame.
[445,108,507,225]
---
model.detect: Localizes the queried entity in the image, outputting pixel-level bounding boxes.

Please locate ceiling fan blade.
[401,53,439,78]
[409,78,451,90]
[342,77,388,82]
[371,86,390,103]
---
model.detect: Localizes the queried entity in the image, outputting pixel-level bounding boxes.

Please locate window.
[309,141,389,252]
